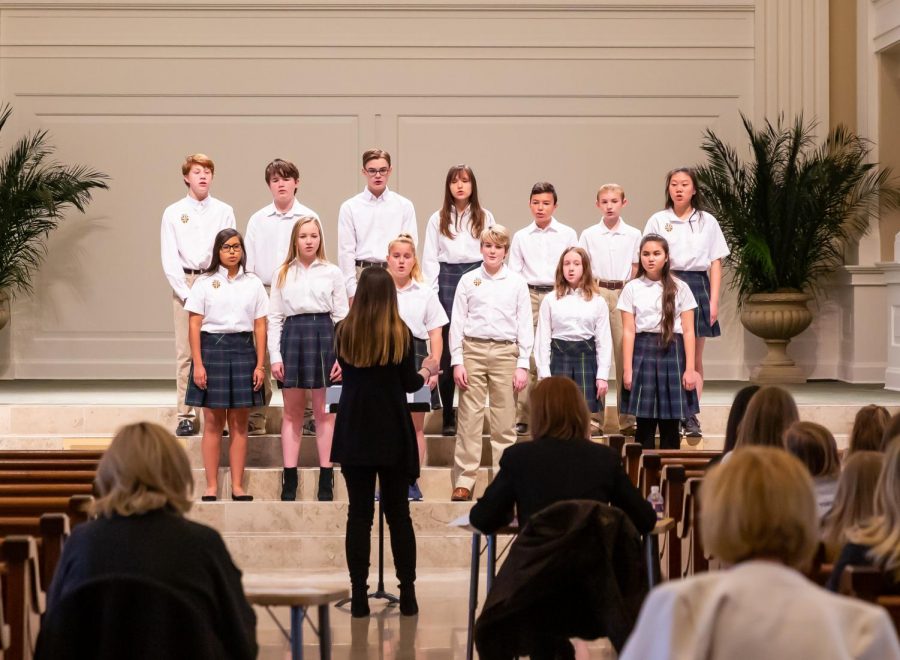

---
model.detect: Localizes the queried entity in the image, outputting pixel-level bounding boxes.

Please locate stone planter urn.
[740,291,812,384]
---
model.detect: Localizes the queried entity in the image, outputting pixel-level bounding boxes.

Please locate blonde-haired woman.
[821,451,884,561]
[268,216,348,501]
[828,438,900,595]
[331,267,439,618]
[622,447,899,659]
[387,233,448,501]
[42,422,257,658]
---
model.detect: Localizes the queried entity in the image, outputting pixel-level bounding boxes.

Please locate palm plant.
[0,104,108,299]
[695,113,900,304]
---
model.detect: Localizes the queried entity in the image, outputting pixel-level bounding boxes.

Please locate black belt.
[355,260,387,269]
[464,336,514,345]
[528,284,554,294]
[183,268,203,275]
[597,279,625,290]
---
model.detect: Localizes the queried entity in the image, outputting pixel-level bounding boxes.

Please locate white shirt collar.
[527,217,560,233]
[363,187,392,203]
[266,199,303,218]
[597,219,624,235]
[217,265,246,280]
[480,264,508,280]
[186,195,210,211]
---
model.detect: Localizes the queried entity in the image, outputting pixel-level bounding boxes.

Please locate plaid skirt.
[550,338,602,413]
[673,270,721,338]
[412,337,442,410]
[620,332,699,420]
[185,332,265,410]
[438,261,482,317]
[278,313,335,389]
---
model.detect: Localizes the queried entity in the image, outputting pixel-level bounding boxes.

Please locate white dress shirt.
[267,260,348,364]
[578,218,642,281]
[508,218,579,286]
[245,199,320,286]
[421,207,495,291]
[643,209,730,271]
[620,561,900,660]
[449,265,534,368]
[184,266,268,334]
[535,289,612,380]
[160,195,236,302]
[396,280,449,341]
[617,276,697,334]
[337,187,418,297]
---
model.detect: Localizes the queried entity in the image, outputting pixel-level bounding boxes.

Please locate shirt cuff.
[269,351,283,365]
[516,358,530,369]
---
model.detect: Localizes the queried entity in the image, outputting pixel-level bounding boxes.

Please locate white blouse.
[535,288,612,380]
[617,276,697,334]
[421,206,495,291]
[396,280,449,341]
[267,260,349,364]
[643,209,729,272]
[184,266,268,334]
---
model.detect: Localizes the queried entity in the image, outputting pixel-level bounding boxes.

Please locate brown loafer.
[451,487,472,502]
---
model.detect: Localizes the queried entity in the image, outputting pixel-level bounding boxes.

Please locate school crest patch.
[212,280,220,289]
[473,278,482,287]
[180,214,190,224]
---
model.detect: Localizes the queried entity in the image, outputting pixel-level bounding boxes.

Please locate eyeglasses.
[220,243,242,253]
[364,167,390,177]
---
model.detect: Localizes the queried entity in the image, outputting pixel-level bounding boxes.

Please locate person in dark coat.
[330,267,439,617]
[41,422,256,660]
[469,376,656,535]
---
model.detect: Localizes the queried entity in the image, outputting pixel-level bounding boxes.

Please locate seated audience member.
[827,438,900,595]
[732,385,799,452]
[41,422,257,659]
[849,404,890,455]
[469,376,656,535]
[821,451,884,562]
[707,384,759,468]
[882,412,900,451]
[784,421,841,518]
[621,447,900,660]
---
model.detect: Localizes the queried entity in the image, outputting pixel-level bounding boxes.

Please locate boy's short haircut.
[596,183,626,201]
[181,153,215,177]
[480,224,510,249]
[362,148,392,167]
[264,158,300,183]
[530,181,557,204]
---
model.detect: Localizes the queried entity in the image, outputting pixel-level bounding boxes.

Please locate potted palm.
[696,114,900,383]
[0,104,108,328]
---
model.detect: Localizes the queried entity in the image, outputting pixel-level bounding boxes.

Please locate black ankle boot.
[317,467,334,501]
[399,583,418,616]
[351,585,370,617]
[280,467,298,501]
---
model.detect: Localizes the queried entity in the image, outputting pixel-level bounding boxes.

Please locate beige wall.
[0,0,839,380]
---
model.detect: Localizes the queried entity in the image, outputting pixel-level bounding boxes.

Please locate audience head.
[93,422,193,518]
[702,447,817,571]
[850,438,900,577]
[336,267,407,367]
[881,412,900,452]
[529,377,590,442]
[784,421,841,480]
[822,451,884,555]
[735,386,799,449]
[849,404,890,454]
[723,385,760,454]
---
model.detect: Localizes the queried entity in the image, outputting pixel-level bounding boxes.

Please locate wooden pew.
[676,477,708,577]
[840,566,900,632]
[622,442,718,489]
[639,454,710,497]
[0,485,93,497]
[0,516,70,593]
[0,496,91,528]
[0,451,104,461]
[0,472,95,486]
[0,537,45,660]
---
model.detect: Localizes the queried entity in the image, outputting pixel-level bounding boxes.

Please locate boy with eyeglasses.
[337,148,417,304]
[160,153,236,437]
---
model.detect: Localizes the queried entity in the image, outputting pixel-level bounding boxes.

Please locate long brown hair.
[821,451,884,560]
[849,438,900,579]
[530,376,590,441]
[274,216,327,288]
[784,421,841,479]
[336,268,409,366]
[439,164,487,239]
[849,404,890,454]
[636,234,677,346]
[735,386,799,449]
[553,247,598,301]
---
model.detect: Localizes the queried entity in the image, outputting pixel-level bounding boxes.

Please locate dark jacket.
[330,329,424,478]
[475,500,649,657]
[45,508,257,660]
[469,436,656,535]
[827,542,900,594]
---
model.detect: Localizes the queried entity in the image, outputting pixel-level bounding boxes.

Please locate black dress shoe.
[201,495,217,502]
[232,494,254,502]
[515,423,529,436]
[175,419,195,437]
[441,422,457,437]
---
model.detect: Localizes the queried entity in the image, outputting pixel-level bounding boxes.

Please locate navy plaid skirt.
[438,261,482,317]
[620,332,699,420]
[550,338,602,413]
[673,270,721,338]
[412,337,442,410]
[185,332,265,410]
[278,313,335,389]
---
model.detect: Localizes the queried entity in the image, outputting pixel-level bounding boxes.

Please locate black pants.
[439,323,455,426]
[342,465,417,588]
[636,418,680,450]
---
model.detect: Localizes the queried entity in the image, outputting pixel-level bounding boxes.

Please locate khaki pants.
[172,273,199,422]
[515,287,546,426]
[598,286,636,431]
[452,338,518,490]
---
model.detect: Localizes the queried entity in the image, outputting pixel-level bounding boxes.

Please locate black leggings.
[636,418,680,450]
[439,323,455,426]
[342,465,416,589]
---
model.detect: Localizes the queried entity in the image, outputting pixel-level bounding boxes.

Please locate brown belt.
[464,336,514,345]
[528,284,554,294]
[597,279,625,290]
